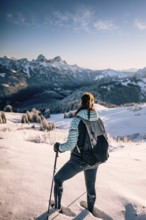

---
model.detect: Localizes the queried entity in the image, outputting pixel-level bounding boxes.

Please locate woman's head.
[81,92,94,110]
[75,92,95,118]
[75,92,95,117]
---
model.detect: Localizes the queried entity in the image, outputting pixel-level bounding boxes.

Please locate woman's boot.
[54,183,63,209]
[87,194,96,213]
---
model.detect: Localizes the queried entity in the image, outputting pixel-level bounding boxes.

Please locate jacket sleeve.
[59,117,81,152]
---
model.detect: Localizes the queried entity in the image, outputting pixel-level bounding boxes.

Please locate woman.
[53,92,105,214]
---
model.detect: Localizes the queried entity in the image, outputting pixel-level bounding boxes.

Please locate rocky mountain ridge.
[0,55,146,113]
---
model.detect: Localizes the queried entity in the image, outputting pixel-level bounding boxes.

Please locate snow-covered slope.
[50,103,146,141]
[0,104,146,220]
[95,69,135,80]
[99,103,146,139]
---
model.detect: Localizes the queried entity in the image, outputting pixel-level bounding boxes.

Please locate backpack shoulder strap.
[76,116,93,150]
[98,117,108,140]
[81,119,97,147]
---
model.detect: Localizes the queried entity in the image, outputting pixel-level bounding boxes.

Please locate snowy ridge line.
[0,54,145,79]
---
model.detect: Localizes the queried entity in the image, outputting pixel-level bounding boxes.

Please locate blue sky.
[1,0,146,70]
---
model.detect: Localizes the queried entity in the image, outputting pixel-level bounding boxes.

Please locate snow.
[11,69,17,73]
[100,104,146,139]
[0,103,146,220]
[138,79,146,92]
[50,60,82,73]
[24,64,31,77]
[0,73,6,77]
[120,79,146,92]
[95,70,135,80]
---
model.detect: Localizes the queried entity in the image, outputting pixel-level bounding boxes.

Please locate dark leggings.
[54,157,98,212]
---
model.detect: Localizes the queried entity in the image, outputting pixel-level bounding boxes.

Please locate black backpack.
[77,117,109,166]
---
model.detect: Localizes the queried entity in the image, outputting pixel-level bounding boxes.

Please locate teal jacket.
[59,110,99,152]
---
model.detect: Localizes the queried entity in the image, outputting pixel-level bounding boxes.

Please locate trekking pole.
[47,151,59,220]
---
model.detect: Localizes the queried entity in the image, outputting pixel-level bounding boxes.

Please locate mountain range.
[0,55,146,113]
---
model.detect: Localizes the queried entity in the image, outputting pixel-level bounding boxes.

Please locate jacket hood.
[76,109,99,121]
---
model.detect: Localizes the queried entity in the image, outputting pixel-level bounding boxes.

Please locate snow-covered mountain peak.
[18,58,29,63]
[33,55,69,70]
[53,56,62,62]
[102,69,118,76]
[36,54,47,62]
[136,66,146,77]
[3,55,11,59]
[51,56,68,65]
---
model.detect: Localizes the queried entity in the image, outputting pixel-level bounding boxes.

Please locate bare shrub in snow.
[0,111,7,124]
[116,136,129,142]
[21,114,29,124]
[26,110,41,123]
[32,112,41,123]
[132,105,142,112]
[4,105,13,112]
[26,135,43,143]
[33,128,67,145]
[25,109,53,132]
[40,118,55,131]
[31,108,41,115]
[26,111,33,122]
[64,111,75,118]
[128,104,142,112]
[25,132,56,144]
[43,108,50,118]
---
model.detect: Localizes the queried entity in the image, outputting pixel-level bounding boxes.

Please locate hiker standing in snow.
[53,92,108,214]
